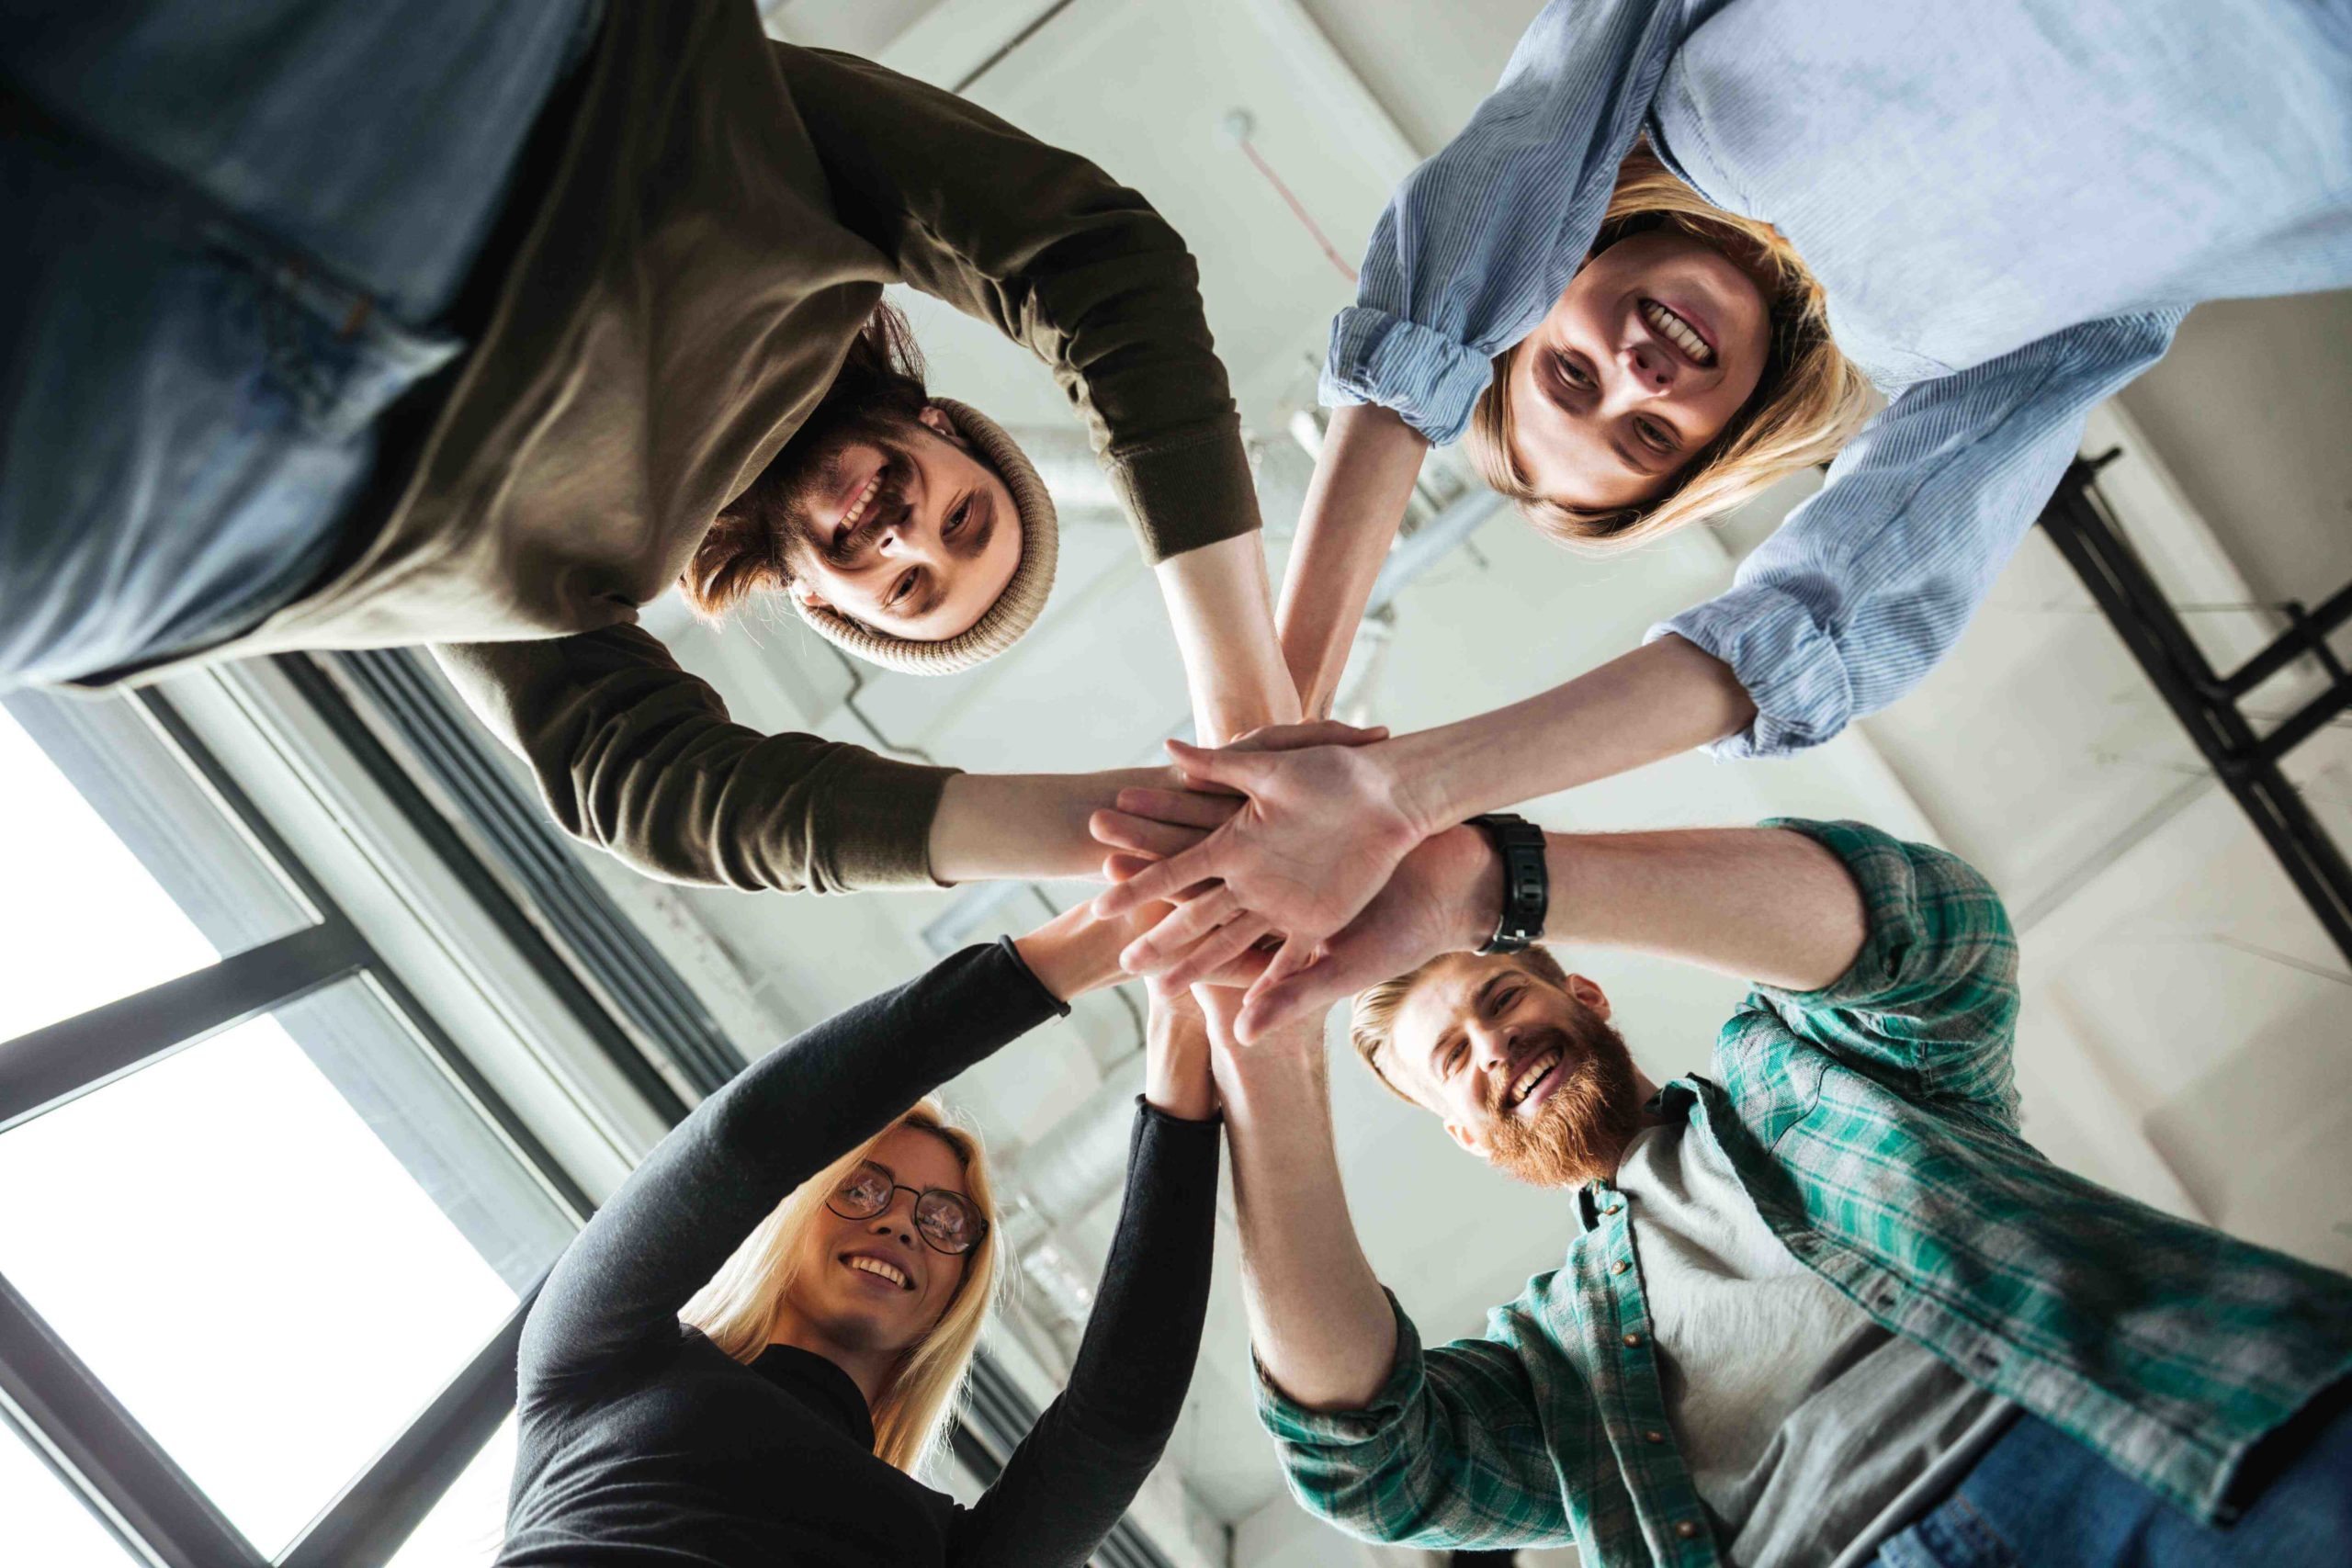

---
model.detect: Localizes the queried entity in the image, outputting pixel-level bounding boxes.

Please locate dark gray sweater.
[497,939,1220,1566]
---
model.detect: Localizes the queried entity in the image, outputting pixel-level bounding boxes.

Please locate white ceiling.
[545,3,2352,1562]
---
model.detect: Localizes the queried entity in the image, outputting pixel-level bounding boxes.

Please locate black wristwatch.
[1466,813,1548,955]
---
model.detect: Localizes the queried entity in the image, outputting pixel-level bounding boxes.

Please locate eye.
[1634,417,1679,454]
[888,569,919,607]
[1442,1042,1467,1078]
[944,498,971,539]
[1552,351,1594,392]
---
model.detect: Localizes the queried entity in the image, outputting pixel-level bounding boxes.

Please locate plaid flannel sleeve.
[1751,819,2022,1124]
[1254,1291,1577,1551]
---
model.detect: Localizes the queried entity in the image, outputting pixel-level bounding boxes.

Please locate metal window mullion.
[0,1272,267,1568]
[277,1285,537,1568]
[0,920,371,1131]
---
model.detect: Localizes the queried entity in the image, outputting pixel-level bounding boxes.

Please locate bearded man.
[1193,817,2352,1567]
[6,2,1295,894]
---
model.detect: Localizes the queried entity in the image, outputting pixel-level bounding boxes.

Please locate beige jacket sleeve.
[432,628,955,895]
[777,44,1263,564]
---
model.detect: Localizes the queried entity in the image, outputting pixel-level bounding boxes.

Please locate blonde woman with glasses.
[1092,0,2351,1026]
[497,901,1220,1567]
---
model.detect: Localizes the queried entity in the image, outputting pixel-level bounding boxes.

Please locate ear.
[1564,973,1611,1021]
[786,578,829,613]
[1444,1119,1492,1158]
[916,403,965,446]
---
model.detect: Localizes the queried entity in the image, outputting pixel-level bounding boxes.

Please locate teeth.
[840,473,882,532]
[848,1256,909,1290]
[1642,300,1713,365]
[1508,1048,1562,1108]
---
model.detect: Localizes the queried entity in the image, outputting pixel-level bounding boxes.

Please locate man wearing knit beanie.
[16,7,1301,897]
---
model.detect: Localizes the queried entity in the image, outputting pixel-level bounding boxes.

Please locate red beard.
[1482,1013,1646,1188]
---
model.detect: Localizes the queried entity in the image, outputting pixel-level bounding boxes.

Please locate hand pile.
[1090,721,1495,1043]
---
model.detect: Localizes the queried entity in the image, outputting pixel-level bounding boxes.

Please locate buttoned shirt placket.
[1570,1160,1725,1564]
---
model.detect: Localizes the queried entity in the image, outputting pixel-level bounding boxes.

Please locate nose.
[1617,338,1676,396]
[1469,1022,1519,1078]
[868,1196,920,1247]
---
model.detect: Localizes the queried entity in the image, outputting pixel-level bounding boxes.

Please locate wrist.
[1431,824,1505,953]
[1014,905,1126,1002]
[1371,730,1458,842]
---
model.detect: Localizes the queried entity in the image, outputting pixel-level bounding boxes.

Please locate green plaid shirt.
[1260,820,2352,1566]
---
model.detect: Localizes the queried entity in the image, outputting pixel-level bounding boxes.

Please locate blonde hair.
[679,1098,1002,1474]
[1348,948,1572,1104]
[1464,143,1872,547]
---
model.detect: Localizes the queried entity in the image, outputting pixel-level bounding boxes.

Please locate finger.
[1238,933,1388,1043]
[1161,913,1276,990]
[1244,719,1391,752]
[1162,738,1273,795]
[1193,944,1275,990]
[1090,808,1209,859]
[1103,853,1226,908]
[1119,887,1242,973]
[1110,787,1238,829]
[1092,842,1217,918]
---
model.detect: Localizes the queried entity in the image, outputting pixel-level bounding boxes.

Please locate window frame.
[0,682,586,1568]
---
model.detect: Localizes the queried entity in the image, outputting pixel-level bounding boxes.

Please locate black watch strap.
[1466,813,1548,955]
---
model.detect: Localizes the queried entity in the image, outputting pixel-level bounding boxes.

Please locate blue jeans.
[1868,1404,2352,1568]
[0,1,600,687]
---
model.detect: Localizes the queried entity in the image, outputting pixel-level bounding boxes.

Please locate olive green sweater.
[112,3,1259,894]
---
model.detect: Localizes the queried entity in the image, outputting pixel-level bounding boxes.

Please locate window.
[0,682,592,1568]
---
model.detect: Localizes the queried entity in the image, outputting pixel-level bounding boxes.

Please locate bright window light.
[0,986,566,1556]
[387,1411,518,1568]
[0,705,218,1040]
[0,1417,135,1567]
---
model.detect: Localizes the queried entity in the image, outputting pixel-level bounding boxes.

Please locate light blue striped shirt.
[1326,0,2352,756]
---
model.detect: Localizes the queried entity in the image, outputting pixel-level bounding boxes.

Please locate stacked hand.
[1091,722,1497,1043]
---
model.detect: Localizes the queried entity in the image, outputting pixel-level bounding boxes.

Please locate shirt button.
[1675,1519,1702,1540]
[1611,1259,1630,1276]
[1644,1429,1666,1444]
[1623,1331,1644,1348]
[1605,1202,1623,1215]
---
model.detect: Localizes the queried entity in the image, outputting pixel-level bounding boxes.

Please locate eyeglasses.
[826,1159,989,1256]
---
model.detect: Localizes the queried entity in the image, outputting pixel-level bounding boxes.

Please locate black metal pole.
[2038,460,2352,967]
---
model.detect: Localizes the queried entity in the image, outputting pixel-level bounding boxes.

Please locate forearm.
[1275,405,1430,717]
[931,767,1178,885]
[1432,821,1866,991]
[526,941,1060,1388]
[1155,533,1301,745]
[1220,1042,1397,1411]
[1383,635,1756,834]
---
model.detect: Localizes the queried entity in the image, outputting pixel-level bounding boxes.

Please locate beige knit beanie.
[790,399,1058,675]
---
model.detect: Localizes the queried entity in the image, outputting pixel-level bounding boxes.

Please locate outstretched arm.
[1274,406,1430,721]
[1215,1011,1577,1550]
[517,899,1134,1403]
[1216,1012,1396,1410]
[1102,818,1867,1041]
[1090,637,1751,971]
[950,981,1220,1567]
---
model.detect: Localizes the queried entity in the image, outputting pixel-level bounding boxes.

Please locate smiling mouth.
[1640,299,1715,367]
[1504,1046,1565,1113]
[830,470,884,553]
[842,1252,913,1292]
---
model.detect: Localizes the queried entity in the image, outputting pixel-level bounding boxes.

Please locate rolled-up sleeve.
[1750,818,2021,1123]
[1322,0,1690,445]
[1654,310,2182,756]
[1256,1292,1575,1551]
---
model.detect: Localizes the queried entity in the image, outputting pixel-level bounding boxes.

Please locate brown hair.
[1464,143,1872,548]
[1348,947,1573,1104]
[680,302,933,623]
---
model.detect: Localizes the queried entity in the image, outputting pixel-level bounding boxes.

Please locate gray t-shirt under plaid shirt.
[1614,1122,2015,1566]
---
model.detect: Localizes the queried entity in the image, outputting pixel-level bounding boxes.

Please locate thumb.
[1164,738,1272,794]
